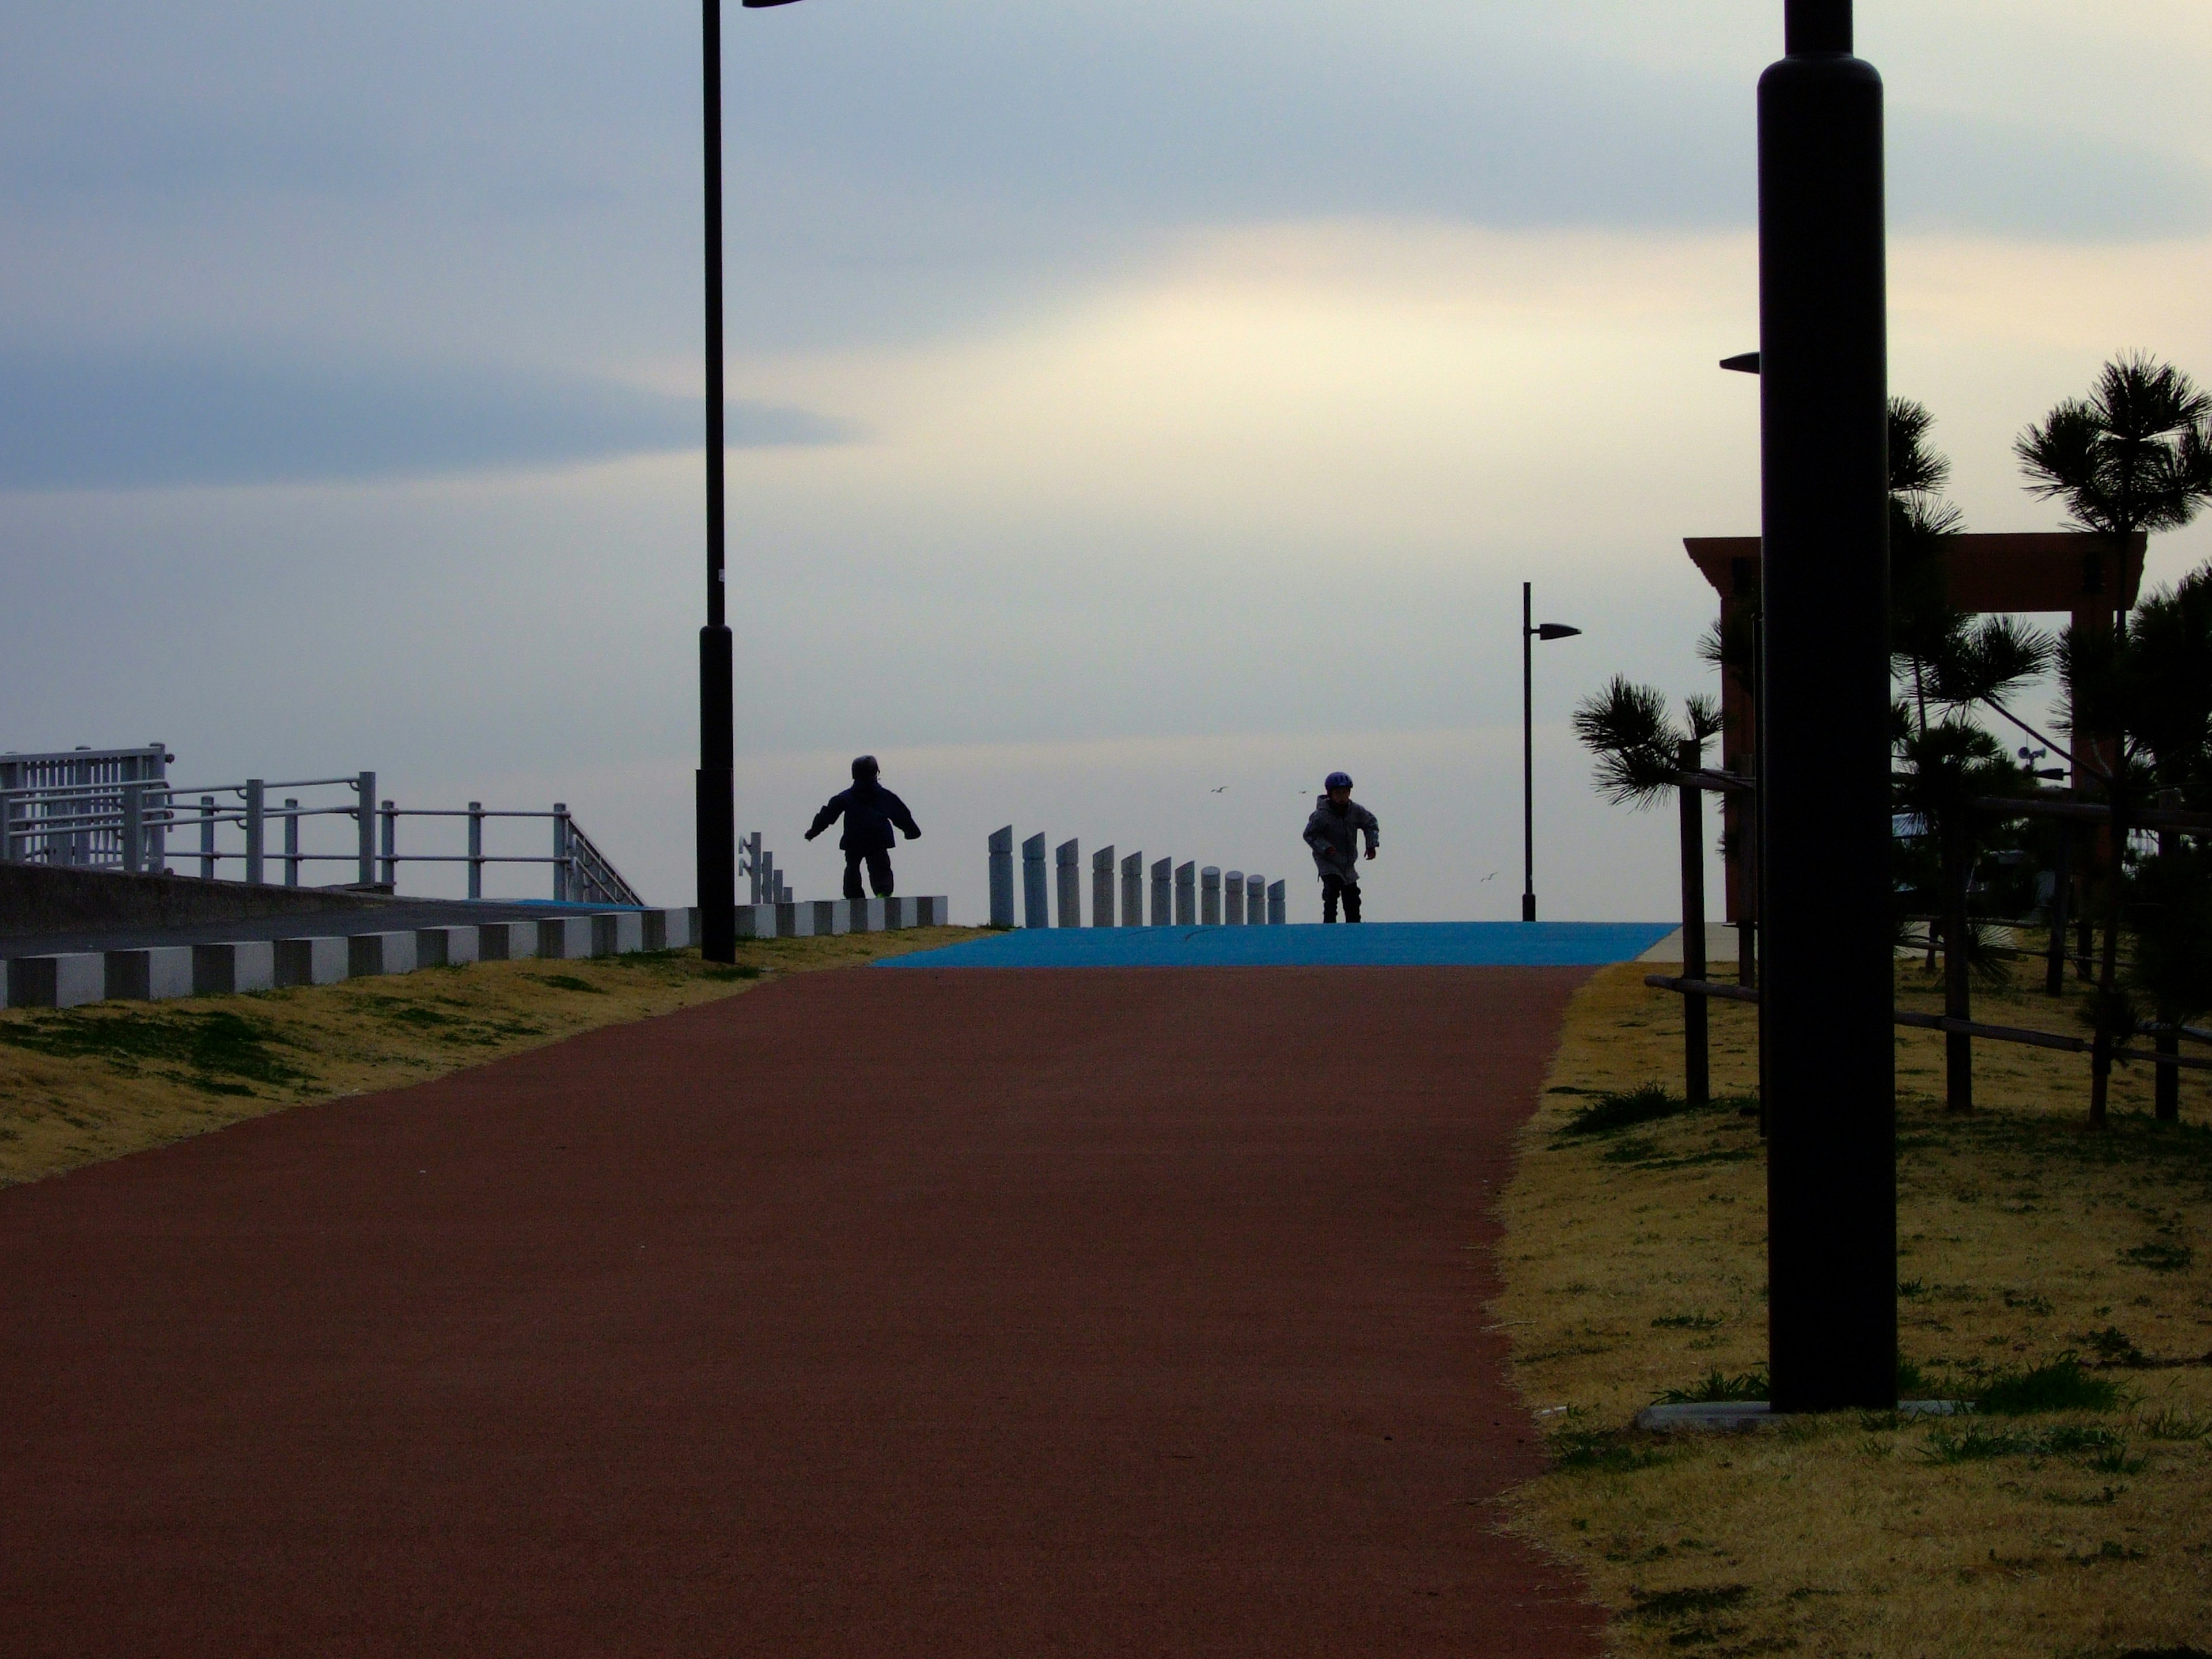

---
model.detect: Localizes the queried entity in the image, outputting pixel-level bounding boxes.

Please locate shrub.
[1975,1357,2122,1415]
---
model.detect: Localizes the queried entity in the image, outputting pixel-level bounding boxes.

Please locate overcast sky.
[6,1,2212,919]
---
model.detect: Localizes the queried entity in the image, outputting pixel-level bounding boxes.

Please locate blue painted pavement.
[880,921,1675,969]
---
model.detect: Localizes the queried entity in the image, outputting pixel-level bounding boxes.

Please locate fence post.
[121,784,145,875]
[1,789,16,863]
[284,801,301,888]
[1267,879,1286,925]
[1942,805,1972,1114]
[1151,858,1172,926]
[1224,869,1244,925]
[355,772,376,886]
[745,830,764,904]
[244,779,266,885]
[1092,845,1116,927]
[1022,834,1049,928]
[1677,741,1709,1109]
[1056,839,1081,927]
[552,803,570,903]
[1121,851,1143,926]
[200,796,217,880]
[988,827,1015,927]
[2044,827,2071,997]
[2156,789,2181,1122]
[379,800,398,891]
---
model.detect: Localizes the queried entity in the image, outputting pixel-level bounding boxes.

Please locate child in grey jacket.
[1303,771,1379,923]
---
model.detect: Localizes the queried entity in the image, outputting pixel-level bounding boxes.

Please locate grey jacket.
[1304,796,1379,882]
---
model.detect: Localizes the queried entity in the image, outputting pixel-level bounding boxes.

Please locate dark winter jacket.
[806,780,921,854]
[1304,796,1379,881]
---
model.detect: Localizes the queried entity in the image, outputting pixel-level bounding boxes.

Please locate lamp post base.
[1521,892,1536,923]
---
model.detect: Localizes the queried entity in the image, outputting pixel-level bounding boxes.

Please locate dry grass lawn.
[1498,956,2212,1658]
[0,927,967,1189]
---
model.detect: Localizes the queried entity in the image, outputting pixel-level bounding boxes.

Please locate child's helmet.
[1324,771,1353,790]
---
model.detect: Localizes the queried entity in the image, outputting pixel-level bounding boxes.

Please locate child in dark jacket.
[806,755,921,899]
[1302,771,1379,923]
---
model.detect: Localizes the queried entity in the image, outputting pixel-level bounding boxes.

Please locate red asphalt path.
[1,965,1603,1657]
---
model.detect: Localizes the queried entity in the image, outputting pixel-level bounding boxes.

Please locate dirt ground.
[1495,958,2212,1657]
[0,927,966,1188]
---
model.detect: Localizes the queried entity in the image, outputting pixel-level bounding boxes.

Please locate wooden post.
[1678,743,1710,1108]
[2044,827,2070,997]
[2156,789,2181,1123]
[1943,806,1972,1113]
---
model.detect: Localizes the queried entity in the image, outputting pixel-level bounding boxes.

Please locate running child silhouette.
[805,755,921,900]
[1303,770,1379,923]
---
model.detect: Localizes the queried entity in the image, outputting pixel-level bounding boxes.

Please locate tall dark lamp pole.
[1520,581,1581,922]
[699,0,806,964]
[1759,0,1895,1410]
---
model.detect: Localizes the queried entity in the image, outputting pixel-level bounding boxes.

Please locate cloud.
[0,351,852,490]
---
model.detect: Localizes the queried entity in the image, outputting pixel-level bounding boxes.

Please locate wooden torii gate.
[1684,530,2148,931]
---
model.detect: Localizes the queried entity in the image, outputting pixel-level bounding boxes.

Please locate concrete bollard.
[1152,858,1173,926]
[415,926,480,967]
[105,947,195,1002]
[773,902,816,940]
[1092,845,1116,928]
[536,917,594,960]
[593,912,647,956]
[1023,834,1049,928]
[349,932,419,978]
[193,941,276,995]
[1122,851,1144,927]
[274,937,348,988]
[1246,872,1265,925]
[1224,870,1245,926]
[916,896,950,926]
[1055,839,1081,927]
[7,954,106,1009]
[1268,880,1287,925]
[475,921,532,961]
[1175,862,1196,926]
[854,897,889,931]
[639,909,688,951]
[805,900,850,938]
[1201,866,1222,926]
[733,904,777,941]
[988,826,1016,927]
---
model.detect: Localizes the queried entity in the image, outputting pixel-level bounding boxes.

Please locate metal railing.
[1,748,642,905]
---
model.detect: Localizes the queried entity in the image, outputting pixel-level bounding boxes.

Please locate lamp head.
[1535,624,1582,642]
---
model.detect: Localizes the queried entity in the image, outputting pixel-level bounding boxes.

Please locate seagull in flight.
[1211,785,1228,793]
[1480,872,1498,882]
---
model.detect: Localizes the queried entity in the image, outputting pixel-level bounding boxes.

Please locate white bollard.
[105,947,196,1002]
[193,940,276,995]
[1246,872,1265,925]
[1268,880,1287,925]
[274,938,348,988]
[348,932,419,978]
[1200,866,1222,926]
[1122,851,1144,927]
[1092,845,1116,927]
[1224,870,1245,926]
[535,917,594,960]
[6,954,106,1009]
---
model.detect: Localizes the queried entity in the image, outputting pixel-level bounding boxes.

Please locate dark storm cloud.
[0,351,850,490]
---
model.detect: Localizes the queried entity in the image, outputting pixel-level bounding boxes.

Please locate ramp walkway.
[884,918,1672,968]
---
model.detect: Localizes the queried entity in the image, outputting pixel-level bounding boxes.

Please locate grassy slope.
[0,927,969,1188]
[1497,959,2212,1658]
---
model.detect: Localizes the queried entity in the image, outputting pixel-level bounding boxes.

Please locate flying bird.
[1211,786,1228,793]
[1480,872,1498,882]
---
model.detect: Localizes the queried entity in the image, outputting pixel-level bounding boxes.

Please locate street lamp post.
[1758,0,1895,1411]
[699,0,805,964]
[1520,581,1581,922]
